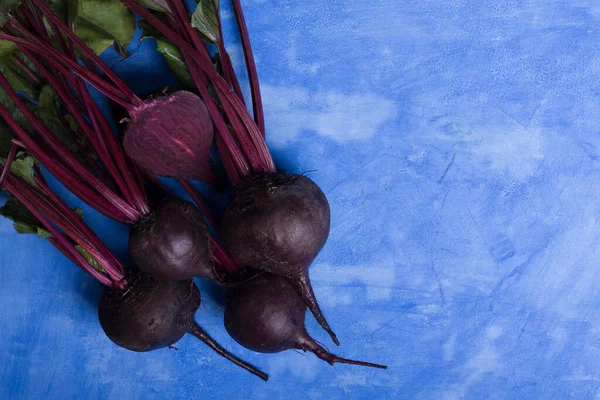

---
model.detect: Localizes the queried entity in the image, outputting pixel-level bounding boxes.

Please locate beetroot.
[123,91,215,181]
[129,197,214,282]
[221,173,338,344]
[98,270,268,380]
[224,274,386,369]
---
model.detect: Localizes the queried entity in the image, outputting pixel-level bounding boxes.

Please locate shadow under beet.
[73,273,104,311]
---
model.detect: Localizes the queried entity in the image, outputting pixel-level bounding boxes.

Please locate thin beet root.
[224,274,386,369]
[124,91,215,182]
[98,270,268,381]
[188,323,268,380]
[222,173,339,344]
[129,198,215,282]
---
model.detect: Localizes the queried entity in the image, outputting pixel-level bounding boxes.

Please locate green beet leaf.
[191,0,220,44]
[73,0,136,55]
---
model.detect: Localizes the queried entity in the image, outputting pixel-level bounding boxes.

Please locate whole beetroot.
[224,273,386,369]
[98,270,268,381]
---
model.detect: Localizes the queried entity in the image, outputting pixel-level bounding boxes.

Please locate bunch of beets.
[0,0,386,381]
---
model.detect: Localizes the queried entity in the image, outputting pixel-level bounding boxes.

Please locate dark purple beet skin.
[224,274,386,369]
[98,270,268,380]
[124,91,215,181]
[221,173,339,345]
[128,197,216,282]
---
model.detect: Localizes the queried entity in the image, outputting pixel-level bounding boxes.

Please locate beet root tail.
[293,272,340,346]
[188,322,269,381]
[299,334,387,370]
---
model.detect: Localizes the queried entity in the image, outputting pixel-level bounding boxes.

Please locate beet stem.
[210,0,245,102]
[0,29,133,109]
[83,80,150,215]
[0,102,135,223]
[10,55,43,87]
[0,142,18,187]
[3,176,118,287]
[28,0,142,106]
[299,334,387,370]
[17,1,46,37]
[178,179,220,233]
[33,175,127,277]
[231,0,265,136]
[18,182,124,281]
[295,272,340,346]
[163,1,253,180]
[20,46,139,211]
[179,49,252,178]
[215,134,242,185]
[209,236,240,275]
[0,72,141,223]
[188,322,269,381]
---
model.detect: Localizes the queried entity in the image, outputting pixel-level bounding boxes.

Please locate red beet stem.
[215,134,242,185]
[33,175,127,277]
[224,53,245,103]
[188,322,269,381]
[0,71,142,222]
[20,46,141,211]
[177,178,241,274]
[9,55,43,87]
[17,181,125,282]
[208,0,245,102]
[0,69,142,221]
[0,32,133,110]
[17,2,46,37]
[163,0,252,179]
[0,142,18,187]
[77,71,150,215]
[3,175,120,287]
[231,0,265,136]
[0,101,137,224]
[177,179,220,233]
[179,49,252,178]
[209,237,240,274]
[28,0,142,106]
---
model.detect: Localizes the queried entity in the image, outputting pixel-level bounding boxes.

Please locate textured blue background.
[2,0,600,398]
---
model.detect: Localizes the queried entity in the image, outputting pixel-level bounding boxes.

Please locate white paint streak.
[312,262,396,302]
[263,85,397,147]
[443,327,503,399]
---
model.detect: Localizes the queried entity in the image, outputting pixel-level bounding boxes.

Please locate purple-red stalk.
[16,180,125,282]
[33,174,126,276]
[28,0,141,105]
[0,142,18,187]
[9,55,43,87]
[20,46,138,207]
[2,173,123,288]
[161,1,249,184]
[0,100,137,223]
[231,0,265,136]
[178,178,220,233]
[0,70,142,221]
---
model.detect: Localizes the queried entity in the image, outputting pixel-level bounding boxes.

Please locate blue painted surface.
[2,0,600,398]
